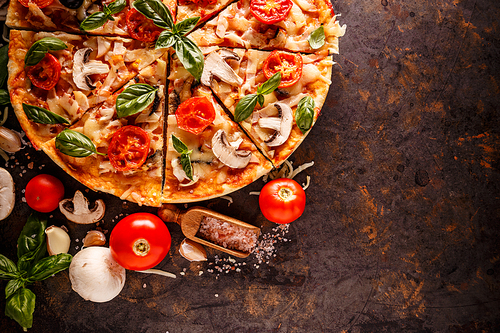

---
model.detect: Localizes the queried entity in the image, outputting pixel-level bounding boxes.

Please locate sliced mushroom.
[212,129,251,169]
[0,167,15,221]
[73,48,110,91]
[257,102,293,147]
[201,49,244,87]
[59,190,105,224]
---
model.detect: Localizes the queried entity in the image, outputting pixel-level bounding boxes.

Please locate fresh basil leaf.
[80,11,110,31]
[174,36,204,81]
[171,134,188,154]
[108,0,126,14]
[132,0,173,30]
[17,213,47,268]
[175,17,200,36]
[0,254,18,280]
[156,30,178,48]
[5,279,24,299]
[116,84,158,118]
[257,94,265,108]
[0,89,10,105]
[308,25,325,50]
[55,129,105,157]
[257,72,281,95]
[27,253,72,282]
[22,103,70,125]
[295,96,315,134]
[0,44,9,87]
[179,152,193,181]
[25,37,67,67]
[5,288,35,330]
[234,94,259,122]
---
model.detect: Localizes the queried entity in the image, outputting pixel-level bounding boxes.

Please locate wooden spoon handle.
[158,204,183,225]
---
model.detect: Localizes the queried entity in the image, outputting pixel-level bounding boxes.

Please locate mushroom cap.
[72,48,110,90]
[59,190,105,224]
[212,129,252,169]
[201,49,244,87]
[0,167,15,221]
[258,102,293,147]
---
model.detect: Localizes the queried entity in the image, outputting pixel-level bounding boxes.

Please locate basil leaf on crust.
[308,26,325,50]
[132,0,174,30]
[24,37,67,67]
[174,36,204,81]
[55,129,105,157]
[295,96,315,134]
[171,134,193,181]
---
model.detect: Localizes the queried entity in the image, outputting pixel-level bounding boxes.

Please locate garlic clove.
[83,230,106,247]
[46,225,71,256]
[179,238,207,262]
[0,126,22,153]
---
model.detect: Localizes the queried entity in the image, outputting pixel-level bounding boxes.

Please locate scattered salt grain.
[199,271,203,276]
[143,284,147,288]
[180,272,185,276]
[215,294,219,297]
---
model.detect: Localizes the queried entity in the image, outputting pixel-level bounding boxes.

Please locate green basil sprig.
[23,103,70,125]
[308,26,325,50]
[234,72,282,122]
[116,84,158,118]
[1,213,72,331]
[24,37,67,67]
[80,0,127,31]
[0,44,9,87]
[295,96,315,134]
[0,89,10,105]
[132,0,204,80]
[171,134,193,181]
[55,129,106,157]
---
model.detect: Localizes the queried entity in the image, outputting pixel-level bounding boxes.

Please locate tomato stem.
[278,187,294,201]
[133,238,150,256]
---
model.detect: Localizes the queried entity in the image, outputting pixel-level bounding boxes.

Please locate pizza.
[5,0,346,206]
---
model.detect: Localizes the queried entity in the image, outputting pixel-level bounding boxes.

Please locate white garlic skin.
[69,247,126,303]
[0,126,22,153]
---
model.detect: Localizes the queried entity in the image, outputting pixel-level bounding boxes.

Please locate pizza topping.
[26,3,58,29]
[59,190,106,224]
[308,25,325,49]
[212,129,252,169]
[116,84,158,118]
[77,0,96,21]
[0,168,15,221]
[22,103,70,125]
[263,50,303,88]
[59,0,84,9]
[108,126,151,171]
[26,53,61,90]
[295,95,315,134]
[126,8,165,42]
[257,102,293,147]
[19,0,54,9]
[80,0,126,30]
[292,0,317,12]
[72,48,110,90]
[201,49,244,88]
[250,0,293,24]
[56,129,106,157]
[175,96,216,135]
[25,37,68,67]
[171,134,194,181]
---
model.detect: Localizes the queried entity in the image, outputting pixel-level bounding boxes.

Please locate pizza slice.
[41,54,167,207]
[6,0,176,38]
[188,0,346,54]
[176,0,233,27]
[8,30,168,149]
[199,47,333,166]
[162,54,272,203]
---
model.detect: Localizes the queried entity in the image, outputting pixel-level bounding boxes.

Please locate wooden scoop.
[158,204,260,258]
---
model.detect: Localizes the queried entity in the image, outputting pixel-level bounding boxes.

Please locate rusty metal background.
[1,0,500,331]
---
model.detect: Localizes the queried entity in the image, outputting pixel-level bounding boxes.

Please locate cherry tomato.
[250,0,292,24]
[25,174,65,213]
[26,53,61,90]
[259,178,306,224]
[126,8,164,42]
[175,96,216,135]
[18,0,54,8]
[109,213,171,271]
[263,50,303,88]
[108,125,150,172]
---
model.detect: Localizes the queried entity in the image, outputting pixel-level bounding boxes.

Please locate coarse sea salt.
[198,216,258,253]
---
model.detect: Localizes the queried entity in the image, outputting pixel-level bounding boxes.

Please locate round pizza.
[6,0,346,206]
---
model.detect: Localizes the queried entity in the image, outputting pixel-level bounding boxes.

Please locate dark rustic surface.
[1,0,500,332]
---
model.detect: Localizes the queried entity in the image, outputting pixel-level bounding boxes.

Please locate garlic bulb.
[69,247,126,303]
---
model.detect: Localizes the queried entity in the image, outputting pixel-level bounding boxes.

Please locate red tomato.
[18,0,54,8]
[26,53,61,90]
[250,0,292,24]
[25,174,65,213]
[126,8,164,42]
[259,178,306,224]
[109,213,171,270]
[108,125,150,172]
[263,50,303,88]
[175,96,216,135]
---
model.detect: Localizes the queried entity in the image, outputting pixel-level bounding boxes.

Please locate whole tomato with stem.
[25,174,65,213]
[109,213,171,271]
[259,178,306,224]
